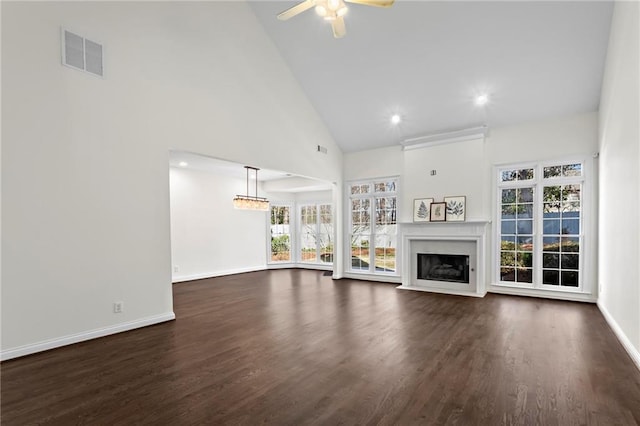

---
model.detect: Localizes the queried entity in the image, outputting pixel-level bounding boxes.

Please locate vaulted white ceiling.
[249,1,613,153]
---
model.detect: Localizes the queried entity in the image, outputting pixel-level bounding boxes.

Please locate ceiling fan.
[277,0,395,39]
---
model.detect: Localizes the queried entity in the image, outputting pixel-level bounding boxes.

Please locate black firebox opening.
[417,253,469,284]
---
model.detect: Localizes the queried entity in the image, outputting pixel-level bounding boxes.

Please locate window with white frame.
[497,161,586,290]
[299,203,333,264]
[270,205,292,262]
[348,178,398,274]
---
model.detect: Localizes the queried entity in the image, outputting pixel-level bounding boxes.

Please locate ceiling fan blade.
[277,0,316,20]
[345,0,395,7]
[332,16,346,38]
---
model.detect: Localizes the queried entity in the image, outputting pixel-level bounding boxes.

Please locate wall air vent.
[62,29,104,77]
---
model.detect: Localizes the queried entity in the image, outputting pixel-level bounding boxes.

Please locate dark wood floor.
[2,269,640,425]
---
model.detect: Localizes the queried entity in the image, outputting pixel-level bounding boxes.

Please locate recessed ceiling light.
[475,94,489,106]
[179,161,188,167]
[391,114,401,125]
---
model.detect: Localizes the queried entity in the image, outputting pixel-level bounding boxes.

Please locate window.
[300,204,333,264]
[497,161,586,290]
[348,178,398,274]
[541,167,582,287]
[270,205,291,262]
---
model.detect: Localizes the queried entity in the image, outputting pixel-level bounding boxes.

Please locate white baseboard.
[341,272,402,284]
[1,312,175,361]
[396,285,485,298]
[172,266,266,283]
[266,263,296,270]
[173,265,335,283]
[267,263,333,272]
[488,285,597,303]
[293,264,333,271]
[597,301,640,372]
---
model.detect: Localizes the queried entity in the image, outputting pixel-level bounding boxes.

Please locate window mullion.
[316,209,321,263]
[369,199,375,273]
[533,179,543,288]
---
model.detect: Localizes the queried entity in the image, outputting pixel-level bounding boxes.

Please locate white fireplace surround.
[397,221,490,297]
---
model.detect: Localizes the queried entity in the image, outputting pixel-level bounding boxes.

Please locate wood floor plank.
[2,269,640,425]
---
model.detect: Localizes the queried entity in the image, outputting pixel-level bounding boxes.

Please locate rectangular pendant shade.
[233,166,269,211]
[233,196,270,211]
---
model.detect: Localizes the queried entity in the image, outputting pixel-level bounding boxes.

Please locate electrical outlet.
[113,301,123,313]
[174,265,179,273]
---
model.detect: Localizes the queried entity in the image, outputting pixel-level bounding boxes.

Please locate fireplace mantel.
[397,221,490,297]
[398,220,491,228]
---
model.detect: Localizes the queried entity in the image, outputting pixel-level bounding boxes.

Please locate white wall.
[170,171,335,280]
[295,190,333,203]
[1,2,342,359]
[597,1,640,364]
[402,138,486,222]
[487,113,600,300]
[344,145,403,181]
[170,168,267,282]
[343,112,599,295]
[345,112,598,222]
[486,113,599,164]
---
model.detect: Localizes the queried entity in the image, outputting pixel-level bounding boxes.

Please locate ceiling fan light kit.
[277,0,394,39]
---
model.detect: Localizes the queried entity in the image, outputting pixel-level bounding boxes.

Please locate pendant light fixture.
[233,166,270,211]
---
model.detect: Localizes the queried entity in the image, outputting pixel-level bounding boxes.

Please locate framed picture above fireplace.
[413,198,434,222]
[430,202,447,222]
[444,196,466,221]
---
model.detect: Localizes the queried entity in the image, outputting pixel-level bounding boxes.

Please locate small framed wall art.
[430,202,447,222]
[413,198,434,222]
[444,196,466,221]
